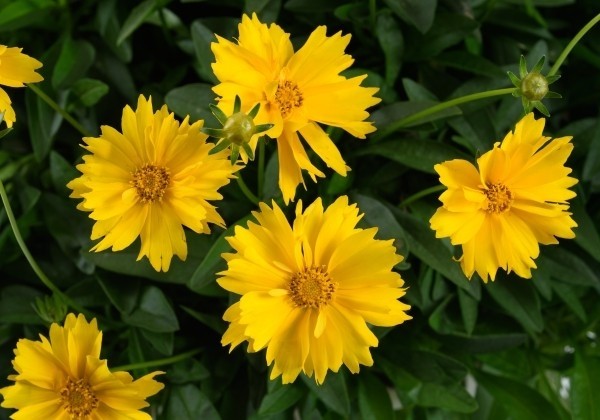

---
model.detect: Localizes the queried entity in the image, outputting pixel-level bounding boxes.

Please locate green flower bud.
[223,112,256,146]
[33,294,68,324]
[521,72,549,102]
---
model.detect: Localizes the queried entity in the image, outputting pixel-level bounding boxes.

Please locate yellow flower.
[218,196,411,384]
[67,95,237,272]
[211,14,381,203]
[0,45,43,127]
[430,113,578,282]
[0,313,163,419]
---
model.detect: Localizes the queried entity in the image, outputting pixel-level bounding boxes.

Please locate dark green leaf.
[458,287,478,335]
[52,39,96,90]
[0,0,54,31]
[165,83,216,124]
[49,151,79,196]
[486,279,544,333]
[383,0,437,34]
[70,78,109,107]
[96,275,140,314]
[139,329,174,356]
[165,384,221,420]
[358,372,395,419]
[435,51,505,78]
[117,0,157,45]
[258,382,304,416]
[412,382,478,413]
[302,371,350,416]
[0,285,44,324]
[122,286,179,332]
[191,20,218,83]
[375,11,403,86]
[475,370,561,420]
[572,352,600,420]
[26,88,62,162]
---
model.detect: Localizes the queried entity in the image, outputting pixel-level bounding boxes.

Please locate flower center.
[289,265,336,309]
[131,164,170,203]
[60,378,99,419]
[275,80,303,118]
[484,183,513,213]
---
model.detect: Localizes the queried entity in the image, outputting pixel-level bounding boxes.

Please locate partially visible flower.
[67,95,237,272]
[212,13,381,203]
[0,45,43,127]
[0,313,164,419]
[507,55,561,117]
[202,95,273,163]
[219,196,411,384]
[430,113,578,282]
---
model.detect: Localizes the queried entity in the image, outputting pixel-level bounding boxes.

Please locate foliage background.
[1,0,600,418]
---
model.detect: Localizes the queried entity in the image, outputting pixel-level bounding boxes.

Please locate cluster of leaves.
[1,0,600,419]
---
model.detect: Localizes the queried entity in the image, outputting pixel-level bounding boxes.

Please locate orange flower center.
[484,183,513,213]
[289,265,336,309]
[131,164,170,203]
[275,80,303,117]
[60,378,99,419]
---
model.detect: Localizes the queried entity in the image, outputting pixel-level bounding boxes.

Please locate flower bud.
[521,72,549,101]
[223,112,256,146]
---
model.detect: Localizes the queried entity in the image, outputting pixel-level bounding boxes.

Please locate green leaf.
[383,0,437,34]
[165,83,217,124]
[571,192,600,263]
[392,209,479,298]
[117,0,157,45]
[486,278,543,333]
[435,51,505,78]
[26,87,62,162]
[122,286,179,332]
[412,382,478,413]
[538,247,600,291]
[375,11,404,86]
[0,285,44,324]
[191,20,218,83]
[371,100,462,132]
[475,370,561,420]
[165,384,221,420]
[441,333,528,353]
[458,287,478,335]
[188,216,252,293]
[96,275,140,314]
[550,280,586,322]
[351,193,409,260]
[49,151,79,196]
[52,39,96,90]
[572,352,600,420]
[358,372,395,419]
[0,0,54,31]
[244,0,282,22]
[258,382,304,416]
[302,371,350,416]
[70,78,109,107]
[356,137,471,173]
[139,329,174,356]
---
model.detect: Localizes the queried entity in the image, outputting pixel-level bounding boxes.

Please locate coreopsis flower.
[0,45,43,127]
[211,13,381,203]
[67,95,237,272]
[430,113,578,282]
[219,196,411,384]
[0,313,163,419]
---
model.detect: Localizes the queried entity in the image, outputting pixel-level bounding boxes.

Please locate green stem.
[0,179,87,314]
[236,176,259,205]
[111,348,202,372]
[369,0,377,29]
[548,13,600,76]
[27,83,93,138]
[399,185,445,208]
[372,88,514,142]
[257,139,265,199]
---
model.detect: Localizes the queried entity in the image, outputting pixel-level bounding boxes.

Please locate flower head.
[0,313,164,419]
[211,14,381,203]
[218,196,411,384]
[430,113,578,282]
[67,95,237,272]
[0,45,44,127]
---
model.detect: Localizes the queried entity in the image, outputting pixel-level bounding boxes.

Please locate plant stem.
[369,0,377,29]
[372,88,514,142]
[257,139,265,199]
[399,185,445,208]
[111,348,202,372]
[0,179,86,314]
[549,13,600,76]
[27,83,93,137]
[236,176,259,205]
